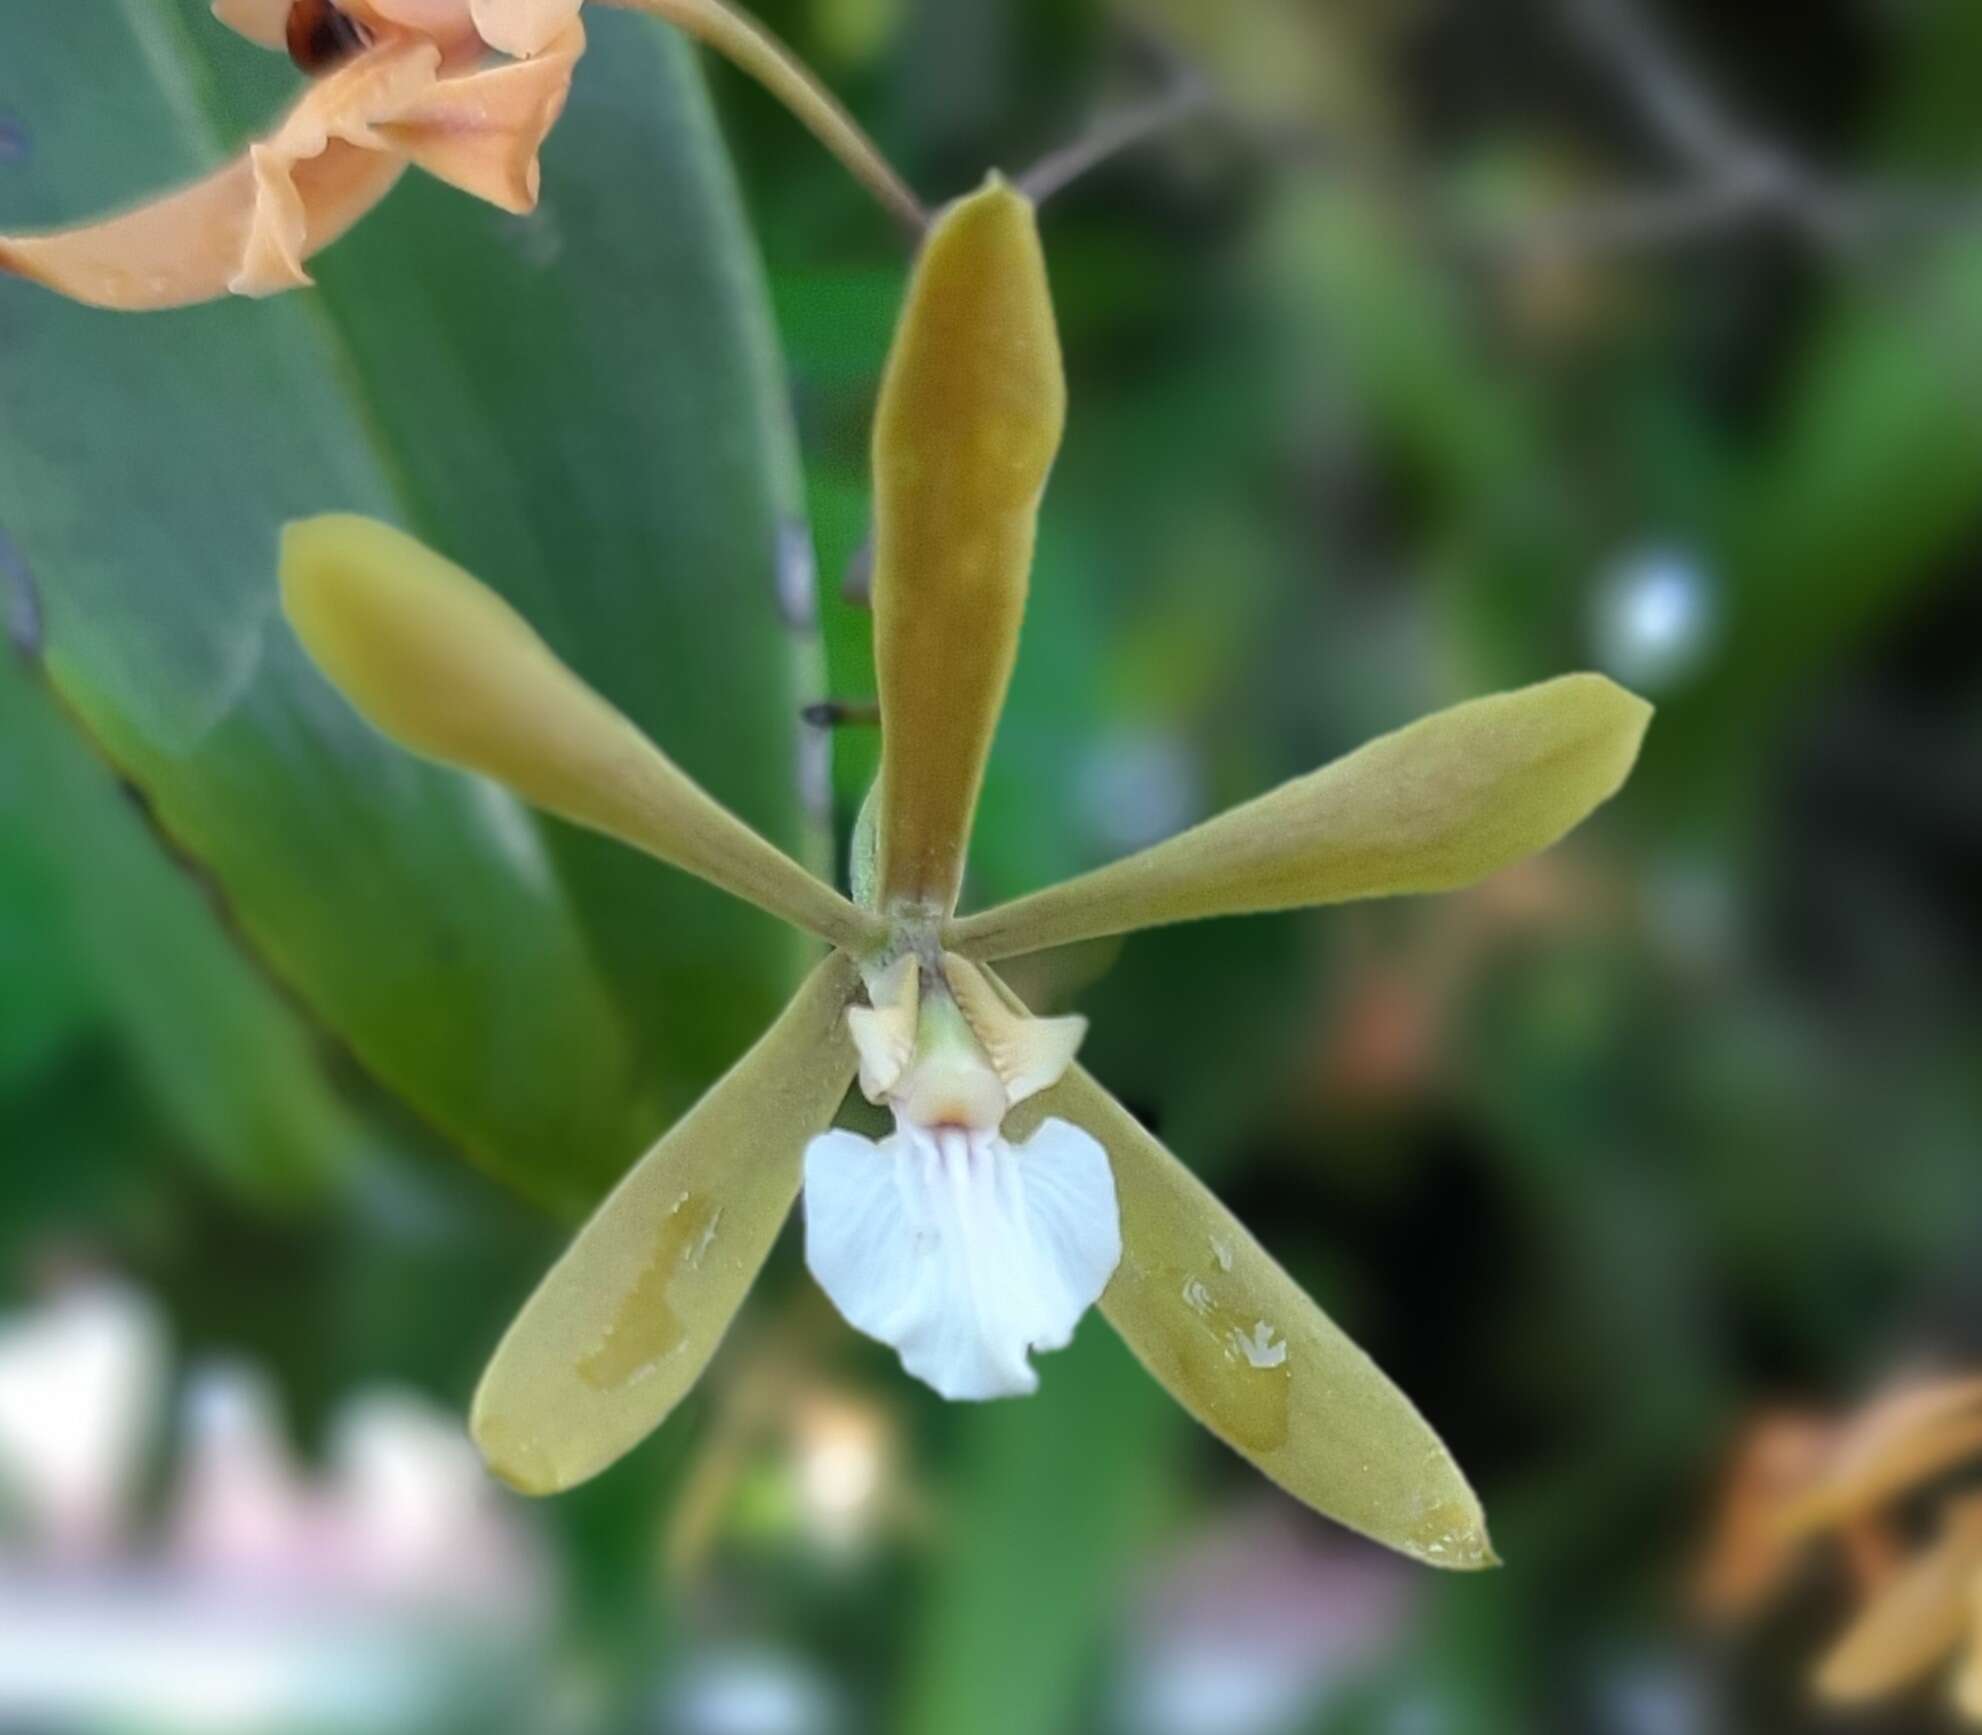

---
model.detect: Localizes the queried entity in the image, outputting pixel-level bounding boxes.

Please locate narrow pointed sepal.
[472,953,861,1494]
[280,515,881,950]
[871,177,1064,916]
[953,675,1652,960]
[1814,1496,1982,1702]
[988,972,1494,1569]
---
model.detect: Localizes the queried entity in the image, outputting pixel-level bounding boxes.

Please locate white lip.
[802,1115,1121,1401]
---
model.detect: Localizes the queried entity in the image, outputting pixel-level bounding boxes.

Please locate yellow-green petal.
[281,515,880,952]
[472,951,860,1494]
[952,674,1651,959]
[871,177,1065,917]
[1815,1496,1982,1702]
[998,1014,1493,1568]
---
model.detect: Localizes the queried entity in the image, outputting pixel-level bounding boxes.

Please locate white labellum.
[803,1116,1120,1401]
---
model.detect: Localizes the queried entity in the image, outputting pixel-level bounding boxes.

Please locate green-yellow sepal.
[871,177,1064,917]
[281,514,878,951]
[953,674,1651,959]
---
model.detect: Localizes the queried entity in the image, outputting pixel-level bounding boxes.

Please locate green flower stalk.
[280,176,1650,1569]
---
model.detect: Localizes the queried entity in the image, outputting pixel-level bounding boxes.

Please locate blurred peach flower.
[1696,1372,1982,1723]
[1692,1409,1840,1621]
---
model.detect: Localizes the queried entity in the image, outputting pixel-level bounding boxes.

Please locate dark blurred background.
[3,0,1980,1730]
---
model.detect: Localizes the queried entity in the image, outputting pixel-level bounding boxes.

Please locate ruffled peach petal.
[470,0,584,59]
[2,4,580,310]
[232,36,439,294]
[0,144,405,311]
[212,0,292,50]
[0,34,438,310]
[377,20,583,213]
[274,34,445,155]
[239,140,315,293]
[352,0,482,47]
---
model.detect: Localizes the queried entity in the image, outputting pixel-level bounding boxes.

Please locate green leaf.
[0,653,352,1202]
[0,4,820,1208]
[1715,243,1982,709]
[900,1321,1179,1735]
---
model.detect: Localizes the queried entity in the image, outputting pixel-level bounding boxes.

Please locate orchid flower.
[277,175,1648,1567]
[0,1,585,310]
[0,0,917,312]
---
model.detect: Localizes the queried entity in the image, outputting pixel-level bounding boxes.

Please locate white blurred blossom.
[1591,546,1718,693]
[1116,1504,1416,1735]
[665,1646,843,1735]
[0,1281,550,1732]
[1074,728,1205,857]
[0,1280,166,1560]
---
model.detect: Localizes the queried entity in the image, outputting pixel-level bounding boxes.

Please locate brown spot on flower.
[286,0,372,74]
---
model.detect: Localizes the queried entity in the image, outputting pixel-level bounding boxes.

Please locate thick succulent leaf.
[1815,1497,1982,1701]
[953,674,1650,960]
[995,998,1492,1568]
[472,951,858,1494]
[871,178,1065,916]
[0,654,353,1202]
[0,6,822,1205]
[282,516,877,951]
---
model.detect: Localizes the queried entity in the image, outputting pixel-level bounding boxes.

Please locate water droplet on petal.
[1157,1263,1292,1451]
